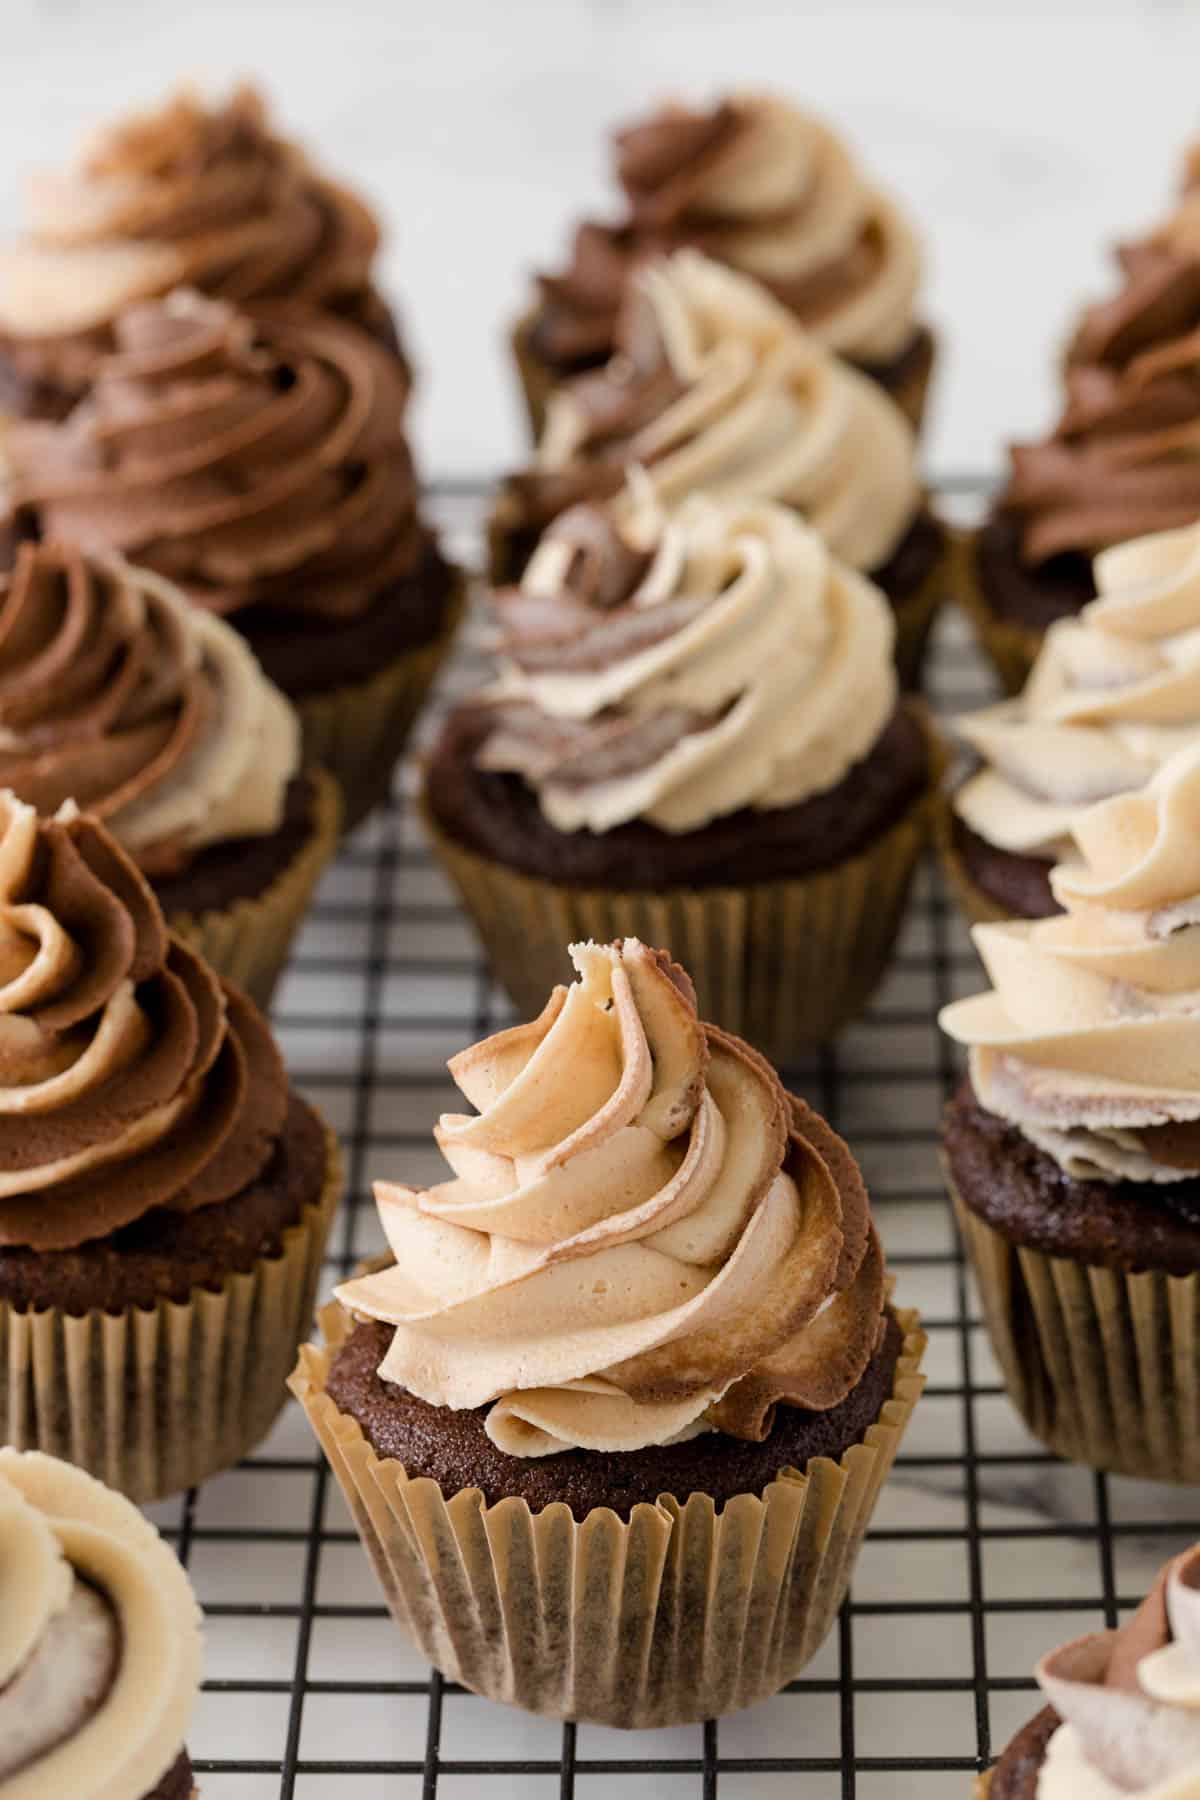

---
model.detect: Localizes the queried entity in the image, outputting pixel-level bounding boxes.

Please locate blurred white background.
[7,0,1200,483]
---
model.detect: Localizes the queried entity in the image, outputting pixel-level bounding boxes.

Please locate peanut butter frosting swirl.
[536,90,922,368]
[5,288,419,623]
[0,1450,201,1799]
[0,542,299,875]
[338,938,886,1458]
[954,520,1200,859]
[0,790,287,1251]
[476,489,896,835]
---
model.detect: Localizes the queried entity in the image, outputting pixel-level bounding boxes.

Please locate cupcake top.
[4,289,419,624]
[337,937,888,1456]
[512,249,920,574]
[954,520,1200,860]
[0,541,299,875]
[941,740,1200,1184]
[472,489,896,834]
[534,90,922,369]
[0,789,287,1251]
[0,1448,201,1797]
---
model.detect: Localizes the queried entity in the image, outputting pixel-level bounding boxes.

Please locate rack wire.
[144,480,1200,1799]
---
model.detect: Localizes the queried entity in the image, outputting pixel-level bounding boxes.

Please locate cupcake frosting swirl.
[5,289,420,622]
[0,1449,201,1799]
[0,541,299,874]
[338,938,886,1456]
[476,490,896,834]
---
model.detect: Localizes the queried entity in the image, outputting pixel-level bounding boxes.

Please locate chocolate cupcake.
[429,490,939,1056]
[291,937,925,1728]
[3,290,463,830]
[0,790,343,1500]
[0,81,404,424]
[941,518,1200,931]
[982,1543,1200,1798]
[0,540,339,1007]
[942,743,1200,1482]
[0,1449,202,1797]
[494,251,947,687]
[511,90,933,437]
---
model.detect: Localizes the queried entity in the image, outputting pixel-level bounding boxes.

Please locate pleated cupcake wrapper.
[0,1128,343,1503]
[892,541,949,692]
[948,1168,1200,1484]
[297,570,467,834]
[931,787,1013,932]
[951,527,1042,698]
[289,1303,926,1728]
[168,765,342,1012]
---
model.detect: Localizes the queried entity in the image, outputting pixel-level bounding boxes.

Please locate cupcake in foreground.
[941,518,1200,929]
[3,290,462,829]
[941,743,1200,1481]
[0,81,404,424]
[429,490,938,1055]
[493,250,946,686]
[981,1543,1200,1798]
[0,1449,202,1797]
[291,937,925,1727]
[0,540,340,1007]
[0,791,342,1499]
[512,90,932,437]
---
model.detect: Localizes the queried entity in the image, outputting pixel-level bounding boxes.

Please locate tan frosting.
[337,939,886,1456]
[479,488,896,834]
[0,1449,201,1798]
[954,520,1200,859]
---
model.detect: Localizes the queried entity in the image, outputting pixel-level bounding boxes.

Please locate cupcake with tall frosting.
[0,789,343,1499]
[981,1543,1200,1798]
[429,487,938,1054]
[510,89,933,438]
[291,936,925,1727]
[942,740,1200,1481]
[3,289,462,829]
[492,250,946,686]
[0,1449,202,1798]
[0,81,404,424]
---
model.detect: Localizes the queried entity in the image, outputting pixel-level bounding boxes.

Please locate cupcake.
[291,936,926,1728]
[941,518,1200,931]
[0,1448,202,1797]
[0,790,343,1500]
[428,489,939,1056]
[0,81,404,425]
[0,539,339,1007]
[3,290,463,830]
[941,742,1200,1482]
[493,250,946,687]
[981,1543,1200,1798]
[511,90,932,437]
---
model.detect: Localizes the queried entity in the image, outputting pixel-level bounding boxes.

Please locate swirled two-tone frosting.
[535,91,922,371]
[514,250,920,574]
[0,542,299,875]
[474,489,896,834]
[0,1450,201,1799]
[4,289,419,623]
[942,741,1200,1184]
[954,520,1200,860]
[337,938,887,1457]
[0,789,287,1251]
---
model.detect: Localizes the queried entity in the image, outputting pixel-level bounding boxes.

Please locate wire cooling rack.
[142,480,1200,1799]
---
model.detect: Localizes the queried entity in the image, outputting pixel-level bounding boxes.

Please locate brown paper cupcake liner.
[893,540,950,692]
[289,1303,926,1728]
[298,571,466,834]
[948,1169,1200,1484]
[932,787,1013,932]
[0,1128,343,1503]
[951,527,1041,698]
[168,765,342,1011]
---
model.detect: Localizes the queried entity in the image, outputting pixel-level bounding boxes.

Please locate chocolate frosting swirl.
[0,790,287,1251]
[338,938,886,1457]
[5,290,420,623]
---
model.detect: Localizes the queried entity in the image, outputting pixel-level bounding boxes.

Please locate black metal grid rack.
[143,481,1200,1799]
